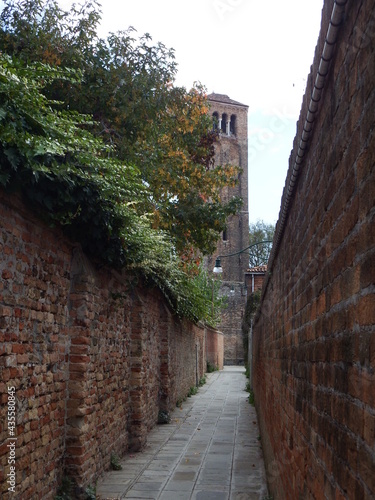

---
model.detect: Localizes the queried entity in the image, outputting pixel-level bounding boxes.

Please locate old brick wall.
[0,192,210,498]
[219,282,247,365]
[205,94,249,365]
[206,326,224,370]
[64,254,133,488]
[0,195,72,499]
[252,0,375,498]
[244,270,266,294]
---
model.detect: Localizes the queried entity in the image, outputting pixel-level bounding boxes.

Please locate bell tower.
[206,93,249,365]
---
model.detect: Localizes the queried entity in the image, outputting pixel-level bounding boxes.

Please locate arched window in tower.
[212,112,219,131]
[221,114,227,134]
[230,114,236,136]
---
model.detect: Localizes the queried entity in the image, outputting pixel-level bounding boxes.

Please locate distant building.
[245,265,268,294]
[205,93,249,365]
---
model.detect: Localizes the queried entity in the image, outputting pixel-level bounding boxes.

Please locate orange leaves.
[41,48,61,66]
[179,244,202,276]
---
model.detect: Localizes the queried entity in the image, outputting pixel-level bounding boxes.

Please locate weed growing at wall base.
[158,410,171,424]
[110,453,122,471]
[85,485,96,500]
[207,361,219,372]
[55,476,97,500]
[188,386,198,397]
[55,476,74,500]
[245,381,255,406]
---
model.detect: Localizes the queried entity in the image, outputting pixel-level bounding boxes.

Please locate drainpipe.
[272,0,349,254]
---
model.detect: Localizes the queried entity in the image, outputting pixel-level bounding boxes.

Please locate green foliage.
[198,375,206,386]
[110,453,122,471]
[178,265,225,328]
[0,53,215,322]
[249,390,254,405]
[245,374,254,405]
[187,386,198,397]
[0,0,240,324]
[55,476,74,500]
[0,53,145,265]
[158,410,171,424]
[0,0,242,258]
[242,290,261,334]
[206,361,219,373]
[85,485,96,500]
[176,397,185,408]
[248,220,275,267]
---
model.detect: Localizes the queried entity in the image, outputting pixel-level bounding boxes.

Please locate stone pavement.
[96,367,269,500]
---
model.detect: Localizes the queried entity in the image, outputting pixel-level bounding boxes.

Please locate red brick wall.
[64,255,133,488]
[252,1,375,498]
[219,282,247,365]
[205,95,249,366]
[244,272,266,293]
[0,195,72,499]
[206,327,224,370]
[0,192,211,498]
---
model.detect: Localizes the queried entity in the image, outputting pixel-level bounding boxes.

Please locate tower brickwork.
[206,93,249,365]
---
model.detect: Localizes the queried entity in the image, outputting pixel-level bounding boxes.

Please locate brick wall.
[205,94,249,365]
[219,282,247,365]
[244,271,266,294]
[0,195,72,499]
[0,192,212,498]
[252,1,375,498]
[206,326,224,370]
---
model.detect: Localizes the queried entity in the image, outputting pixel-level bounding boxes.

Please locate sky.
[89,0,325,225]
[2,0,325,224]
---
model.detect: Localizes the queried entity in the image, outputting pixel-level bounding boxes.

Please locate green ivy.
[0,54,222,324]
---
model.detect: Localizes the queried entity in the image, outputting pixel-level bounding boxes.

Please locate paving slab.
[96,367,268,499]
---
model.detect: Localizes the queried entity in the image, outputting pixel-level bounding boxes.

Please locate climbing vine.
[0,54,225,325]
[0,0,241,325]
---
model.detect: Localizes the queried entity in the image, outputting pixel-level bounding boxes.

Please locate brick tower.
[206,93,249,365]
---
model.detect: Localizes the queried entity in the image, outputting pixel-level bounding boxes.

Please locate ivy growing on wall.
[0,52,224,324]
[0,0,242,325]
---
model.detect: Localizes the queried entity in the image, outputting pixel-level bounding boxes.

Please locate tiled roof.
[246,265,268,273]
[207,93,248,108]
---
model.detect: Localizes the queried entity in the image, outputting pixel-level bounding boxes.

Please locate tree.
[0,52,225,325]
[0,1,239,324]
[0,53,146,267]
[0,0,242,259]
[248,220,275,267]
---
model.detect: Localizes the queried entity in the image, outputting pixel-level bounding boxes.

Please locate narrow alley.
[96,367,268,499]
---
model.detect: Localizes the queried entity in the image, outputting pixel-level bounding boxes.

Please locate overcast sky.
[3,0,325,224]
[90,0,325,225]
[90,0,324,225]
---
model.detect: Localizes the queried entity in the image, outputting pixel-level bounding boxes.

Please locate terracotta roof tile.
[246,265,268,273]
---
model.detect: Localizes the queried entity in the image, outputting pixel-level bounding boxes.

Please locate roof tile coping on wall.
[246,265,268,274]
